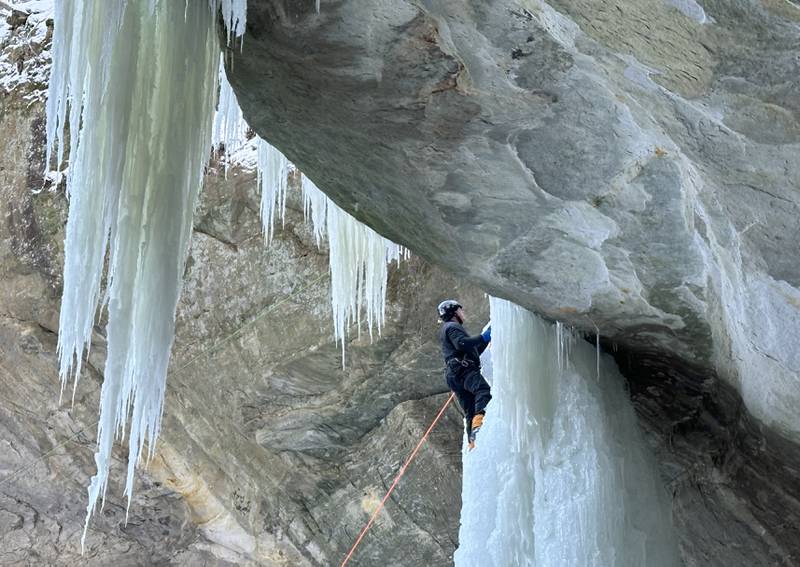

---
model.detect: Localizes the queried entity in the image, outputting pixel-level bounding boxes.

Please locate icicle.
[256,137,290,243]
[212,54,249,171]
[214,0,247,45]
[47,0,219,550]
[301,174,328,246]
[595,324,601,382]
[323,189,405,363]
[300,175,389,362]
[48,1,126,401]
[257,152,407,365]
[458,298,679,566]
[556,320,563,371]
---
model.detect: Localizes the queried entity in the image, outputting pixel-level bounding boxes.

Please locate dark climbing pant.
[446,366,491,437]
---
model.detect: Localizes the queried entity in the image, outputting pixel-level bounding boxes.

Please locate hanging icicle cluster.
[49,0,406,547]
[299,177,407,362]
[257,148,408,363]
[456,298,680,566]
[217,0,248,44]
[216,69,408,359]
[212,55,250,169]
[257,137,291,243]
[47,0,246,548]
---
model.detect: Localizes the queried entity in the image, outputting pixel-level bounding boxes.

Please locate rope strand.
[341,392,456,566]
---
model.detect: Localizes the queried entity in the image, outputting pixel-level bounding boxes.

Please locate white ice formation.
[260,163,408,363]
[257,137,291,243]
[48,0,405,546]
[47,0,245,549]
[212,47,408,356]
[457,298,680,566]
[301,173,328,246]
[212,55,250,169]
[300,178,407,361]
[218,0,248,44]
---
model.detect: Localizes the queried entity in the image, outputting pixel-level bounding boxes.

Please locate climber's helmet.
[437,299,462,322]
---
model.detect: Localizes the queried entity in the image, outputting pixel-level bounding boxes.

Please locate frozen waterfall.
[457,298,679,566]
[47,0,242,548]
[48,0,404,546]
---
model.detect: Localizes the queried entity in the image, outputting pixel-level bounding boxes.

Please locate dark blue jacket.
[439,321,488,368]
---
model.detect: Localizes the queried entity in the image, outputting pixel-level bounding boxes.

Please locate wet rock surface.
[613,344,800,566]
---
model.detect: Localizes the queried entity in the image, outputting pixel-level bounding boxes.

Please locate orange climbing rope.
[340,392,456,567]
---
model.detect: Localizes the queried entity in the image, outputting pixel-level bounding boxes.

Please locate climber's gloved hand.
[481,325,491,343]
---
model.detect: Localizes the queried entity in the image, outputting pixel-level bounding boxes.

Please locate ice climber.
[437,300,492,449]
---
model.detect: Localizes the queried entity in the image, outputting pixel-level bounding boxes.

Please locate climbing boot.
[471,413,484,433]
[468,414,484,450]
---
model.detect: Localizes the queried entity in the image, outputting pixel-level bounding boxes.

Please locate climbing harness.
[340,392,456,567]
[446,356,477,369]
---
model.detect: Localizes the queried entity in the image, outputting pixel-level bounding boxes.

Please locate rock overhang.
[229,0,800,434]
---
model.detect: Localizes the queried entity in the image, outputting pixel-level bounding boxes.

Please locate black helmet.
[437,299,462,321]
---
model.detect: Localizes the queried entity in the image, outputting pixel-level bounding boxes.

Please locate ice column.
[47,0,226,548]
[456,298,679,567]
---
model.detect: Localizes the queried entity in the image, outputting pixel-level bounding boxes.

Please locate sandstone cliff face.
[229,0,800,444]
